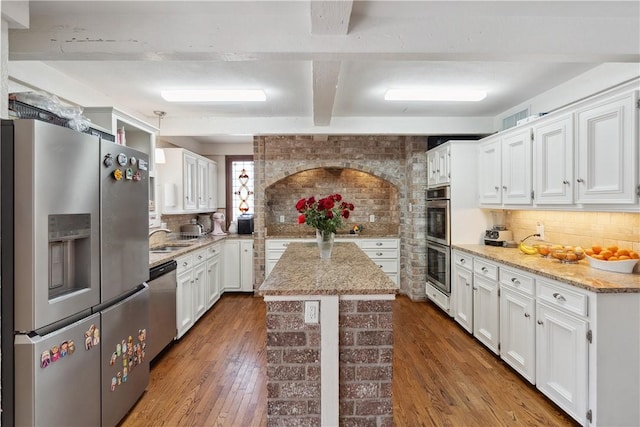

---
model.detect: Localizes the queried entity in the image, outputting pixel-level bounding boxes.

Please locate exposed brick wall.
[254,135,428,300]
[338,300,394,427]
[266,300,321,426]
[265,298,395,426]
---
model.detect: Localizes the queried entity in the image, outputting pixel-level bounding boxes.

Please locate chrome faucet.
[148,228,172,237]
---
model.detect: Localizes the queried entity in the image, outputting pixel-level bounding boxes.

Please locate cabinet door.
[176,271,194,339]
[452,265,473,333]
[575,92,638,204]
[240,240,254,292]
[536,302,588,424]
[183,153,198,210]
[206,256,221,309]
[473,274,500,354]
[436,145,450,185]
[196,158,209,210]
[534,114,574,205]
[478,137,502,204]
[500,287,535,383]
[193,262,207,321]
[223,240,241,290]
[502,128,533,205]
[427,149,439,187]
[207,161,218,210]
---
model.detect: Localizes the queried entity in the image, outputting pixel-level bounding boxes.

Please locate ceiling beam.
[312,60,341,126]
[310,0,353,35]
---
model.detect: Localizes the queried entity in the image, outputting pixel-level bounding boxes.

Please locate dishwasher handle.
[149,260,178,281]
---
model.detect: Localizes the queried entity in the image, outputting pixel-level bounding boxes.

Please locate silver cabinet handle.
[473,286,478,291]
[198,255,203,260]
[511,277,520,285]
[283,242,289,247]
[502,185,507,190]
[465,282,470,287]
[563,180,570,185]
[481,266,488,272]
[376,252,383,256]
[537,320,543,325]
[524,313,530,318]
[577,178,584,183]
[460,258,466,264]
[494,186,499,191]
[183,262,188,267]
[552,292,566,302]
[376,242,383,246]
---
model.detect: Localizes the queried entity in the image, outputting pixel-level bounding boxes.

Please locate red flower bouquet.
[295,193,355,234]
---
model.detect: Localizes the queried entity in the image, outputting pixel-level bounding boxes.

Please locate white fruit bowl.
[586,256,638,274]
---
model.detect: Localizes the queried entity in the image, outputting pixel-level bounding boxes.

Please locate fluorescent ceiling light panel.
[384,88,487,102]
[161,89,266,102]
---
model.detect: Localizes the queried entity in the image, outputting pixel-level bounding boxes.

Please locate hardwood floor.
[120,294,578,427]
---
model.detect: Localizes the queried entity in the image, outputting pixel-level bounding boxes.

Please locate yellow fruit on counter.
[519,242,538,255]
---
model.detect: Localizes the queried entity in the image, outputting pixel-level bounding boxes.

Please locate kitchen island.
[259,242,398,426]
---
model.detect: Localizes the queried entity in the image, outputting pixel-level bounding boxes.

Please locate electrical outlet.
[304,301,319,324]
[279,215,285,223]
[536,222,545,240]
[369,214,375,223]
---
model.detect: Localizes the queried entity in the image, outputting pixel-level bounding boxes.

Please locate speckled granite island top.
[454,244,640,293]
[259,242,398,296]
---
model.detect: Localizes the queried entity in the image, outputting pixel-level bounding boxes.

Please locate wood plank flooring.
[120,294,578,427]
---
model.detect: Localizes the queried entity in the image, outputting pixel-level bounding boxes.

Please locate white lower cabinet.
[176,253,195,339]
[536,298,588,424]
[205,243,222,309]
[455,251,640,427]
[500,288,535,382]
[223,239,254,292]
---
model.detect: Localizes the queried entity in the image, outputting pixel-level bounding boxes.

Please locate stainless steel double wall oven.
[426,186,451,295]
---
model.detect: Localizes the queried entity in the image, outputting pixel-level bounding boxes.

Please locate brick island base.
[264,295,394,427]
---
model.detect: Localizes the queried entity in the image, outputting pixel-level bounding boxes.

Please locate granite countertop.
[266,233,399,239]
[453,244,640,294]
[259,242,398,296]
[149,234,253,268]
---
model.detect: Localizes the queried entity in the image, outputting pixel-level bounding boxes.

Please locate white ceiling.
[5,1,640,144]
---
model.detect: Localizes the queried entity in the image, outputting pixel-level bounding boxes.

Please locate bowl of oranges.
[549,245,586,263]
[586,245,639,273]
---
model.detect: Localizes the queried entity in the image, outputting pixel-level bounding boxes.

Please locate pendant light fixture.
[153,110,166,164]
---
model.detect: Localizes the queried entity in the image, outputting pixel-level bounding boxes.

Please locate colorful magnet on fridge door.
[117,153,128,166]
[133,171,142,182]
[51,345,60,362]
[130,156,137,166]
[110,352,117,366]
[60,341,69,358]
[103,153,114,167]
[125,168,133,180]
[111,377,117,392]
[41,350,51,369]
[68,340,75,356]
[123,367,128,382]
[116,343,122,357]
[113,169,123,181]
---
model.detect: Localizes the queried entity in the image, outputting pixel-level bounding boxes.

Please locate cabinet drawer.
[361,239,398,249]
[474,259,498,280]
[176,254,194,274]
[192,249,207,265]
[363,248,399,259]
[453,251,473,270]
[206,243,222,259]
[426,282,450,312]
[537,278,588,317]
[371,259,398,273]
[500,267,535,295]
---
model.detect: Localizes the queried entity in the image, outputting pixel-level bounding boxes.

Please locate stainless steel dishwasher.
[148,260,177,361]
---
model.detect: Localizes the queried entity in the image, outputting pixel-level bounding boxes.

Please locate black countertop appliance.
[237,214,254,234]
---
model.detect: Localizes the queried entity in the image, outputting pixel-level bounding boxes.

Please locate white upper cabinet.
[159,148,217,214]
[207,161,218,210]
[575,91,638,205]
[534,114,574,205]
[501,128,533,205]
[427,144,450,187]
[478,136,502,205]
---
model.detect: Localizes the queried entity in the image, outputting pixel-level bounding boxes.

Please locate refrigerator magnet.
[117,153,128,166]
[103,153,114,167]
[41,350,51,369]
[125,168,133,180]
[133,171,142,182]
[110,352,117,366]
[111,377,117,391]
[130,156,137,165]
[113,169,123,181]
[51,345,60,362]
[60,341,68,358]
[68,340,76,355]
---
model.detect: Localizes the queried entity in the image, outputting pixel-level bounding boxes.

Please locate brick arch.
[263,161,402,190]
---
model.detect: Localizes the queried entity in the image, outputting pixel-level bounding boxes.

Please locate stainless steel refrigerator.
[1,119,150,426]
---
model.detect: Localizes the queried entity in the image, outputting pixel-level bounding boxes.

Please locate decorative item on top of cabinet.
[157,148,217,213]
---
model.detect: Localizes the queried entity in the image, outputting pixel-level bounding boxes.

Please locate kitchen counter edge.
[453,244,640,294]
[149,234,253,269]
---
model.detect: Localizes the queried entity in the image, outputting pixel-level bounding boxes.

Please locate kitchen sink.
[150,243,192,253]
